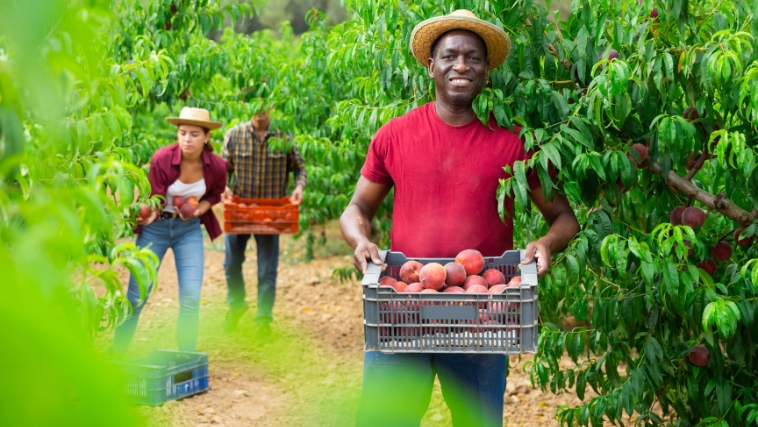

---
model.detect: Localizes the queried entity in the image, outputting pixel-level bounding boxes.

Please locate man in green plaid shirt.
[221,109,307,341]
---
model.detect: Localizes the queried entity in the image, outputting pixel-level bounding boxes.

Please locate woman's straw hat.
[410,9,511,70]
[166,107,222,130]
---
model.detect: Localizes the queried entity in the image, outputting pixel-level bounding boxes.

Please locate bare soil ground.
[105,219,600,427]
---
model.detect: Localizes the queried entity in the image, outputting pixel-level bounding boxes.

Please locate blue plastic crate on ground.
[113,350,209,406]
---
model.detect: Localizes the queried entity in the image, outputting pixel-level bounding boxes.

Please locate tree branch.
[683,152,708,181]
[650,162,757,226]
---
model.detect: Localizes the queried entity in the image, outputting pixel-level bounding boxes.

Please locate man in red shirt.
[340,10,579,427]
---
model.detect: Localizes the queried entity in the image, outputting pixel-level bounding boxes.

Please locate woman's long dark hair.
[202,127,213,152]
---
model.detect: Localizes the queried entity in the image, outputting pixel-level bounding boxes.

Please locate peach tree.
[323,0,758,425]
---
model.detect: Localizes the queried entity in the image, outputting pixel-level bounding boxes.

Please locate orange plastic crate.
[223,196,299,235]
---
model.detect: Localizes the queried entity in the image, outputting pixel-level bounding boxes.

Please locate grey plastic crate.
[362,250,538,354]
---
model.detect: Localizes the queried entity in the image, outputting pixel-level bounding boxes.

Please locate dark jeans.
[113,217,204,353]
[356,352,507,427]
[223,233,279,323]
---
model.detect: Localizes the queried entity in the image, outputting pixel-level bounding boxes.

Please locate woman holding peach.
[112,107,227,355]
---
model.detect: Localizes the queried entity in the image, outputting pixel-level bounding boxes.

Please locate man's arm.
[524,186,580,276]
[222,128,235,198]
[287,144,307,204]
[340,176,393,273]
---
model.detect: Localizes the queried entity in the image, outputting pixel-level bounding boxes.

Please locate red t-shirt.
[361,102,541,258]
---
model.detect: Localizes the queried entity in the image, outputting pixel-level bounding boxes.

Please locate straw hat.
[410,9,511,70]
[166,107,222,130]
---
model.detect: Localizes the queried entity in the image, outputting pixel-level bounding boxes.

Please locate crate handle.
[518,249,539,286]
[361,250,387,286]
[173,369,194,384]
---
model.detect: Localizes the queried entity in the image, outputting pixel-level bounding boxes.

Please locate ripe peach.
[180,203,196,218]
[137,204,152,220]
[444,262,466,287]
[443,286,465,293]
[404,282,424,293]
[465,284,488,293]
[419,262,446,291]
[462,275,488,291]
[421,289,438,293]
[734,229,755,247]
[186,196,199,208]
[683,106,699,121]
[675,240,694,257]
[682,207,706,229]
[711,241,733,262]
[391,281,407,292]
[173,196,185,209]
[696,259,717,276]
[628,143,649,168]
[399,261,423,284]
[455,249,485,275]
[670,206,686,225]
[482,269,505,287]
[378,276,397,287]
[688,345,710,366]
[506,276,522,287]
[607,49,619,60]
[489,284,507,294]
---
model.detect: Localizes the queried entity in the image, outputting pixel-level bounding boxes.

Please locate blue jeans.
[112,217,204,352]
[224,234,279,323]
[356,352,507,427]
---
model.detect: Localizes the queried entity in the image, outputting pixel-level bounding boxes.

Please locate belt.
[160,211,179,220]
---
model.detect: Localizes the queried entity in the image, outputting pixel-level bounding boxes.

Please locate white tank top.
[164,179,207,213]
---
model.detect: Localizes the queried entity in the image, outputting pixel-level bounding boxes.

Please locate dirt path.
[108,221,597,426]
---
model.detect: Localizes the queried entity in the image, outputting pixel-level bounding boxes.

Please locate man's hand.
[290,185,304,205]
[521,240,551,276]
[222,186,233,200]
[353,240,382,274]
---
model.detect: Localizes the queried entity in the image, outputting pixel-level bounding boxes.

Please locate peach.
[421,289,438,293]
[399,261,423,284]
[419,262,446,291]
[465,284,488,293]
[628,143,649,168]
[488,284,507,294]
[404,282,424,293]
[443,286,465,293]
[186,196,199,208]
[711,241,733,262]
[682,207,706,228]
[456,249,485,275]
[378,276,397,287]
[482,269,505,287]
[670,206,686,225]
[462,275,488,291]
[688,345,710,366]
[734,229,755,247]
[506,276,522,287]
[696,259,717,276]
[444,262,467,287]
[391,281,407,292]
[180,203,196,218]
[173,196,185,209]
[137,204,152,220]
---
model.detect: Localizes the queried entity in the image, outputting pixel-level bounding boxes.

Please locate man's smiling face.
[427,30,489,110]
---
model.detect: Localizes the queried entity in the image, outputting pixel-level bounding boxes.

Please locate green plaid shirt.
[223,122,307,199]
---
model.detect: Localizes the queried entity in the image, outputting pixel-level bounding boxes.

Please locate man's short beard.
[439,91,476,110]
